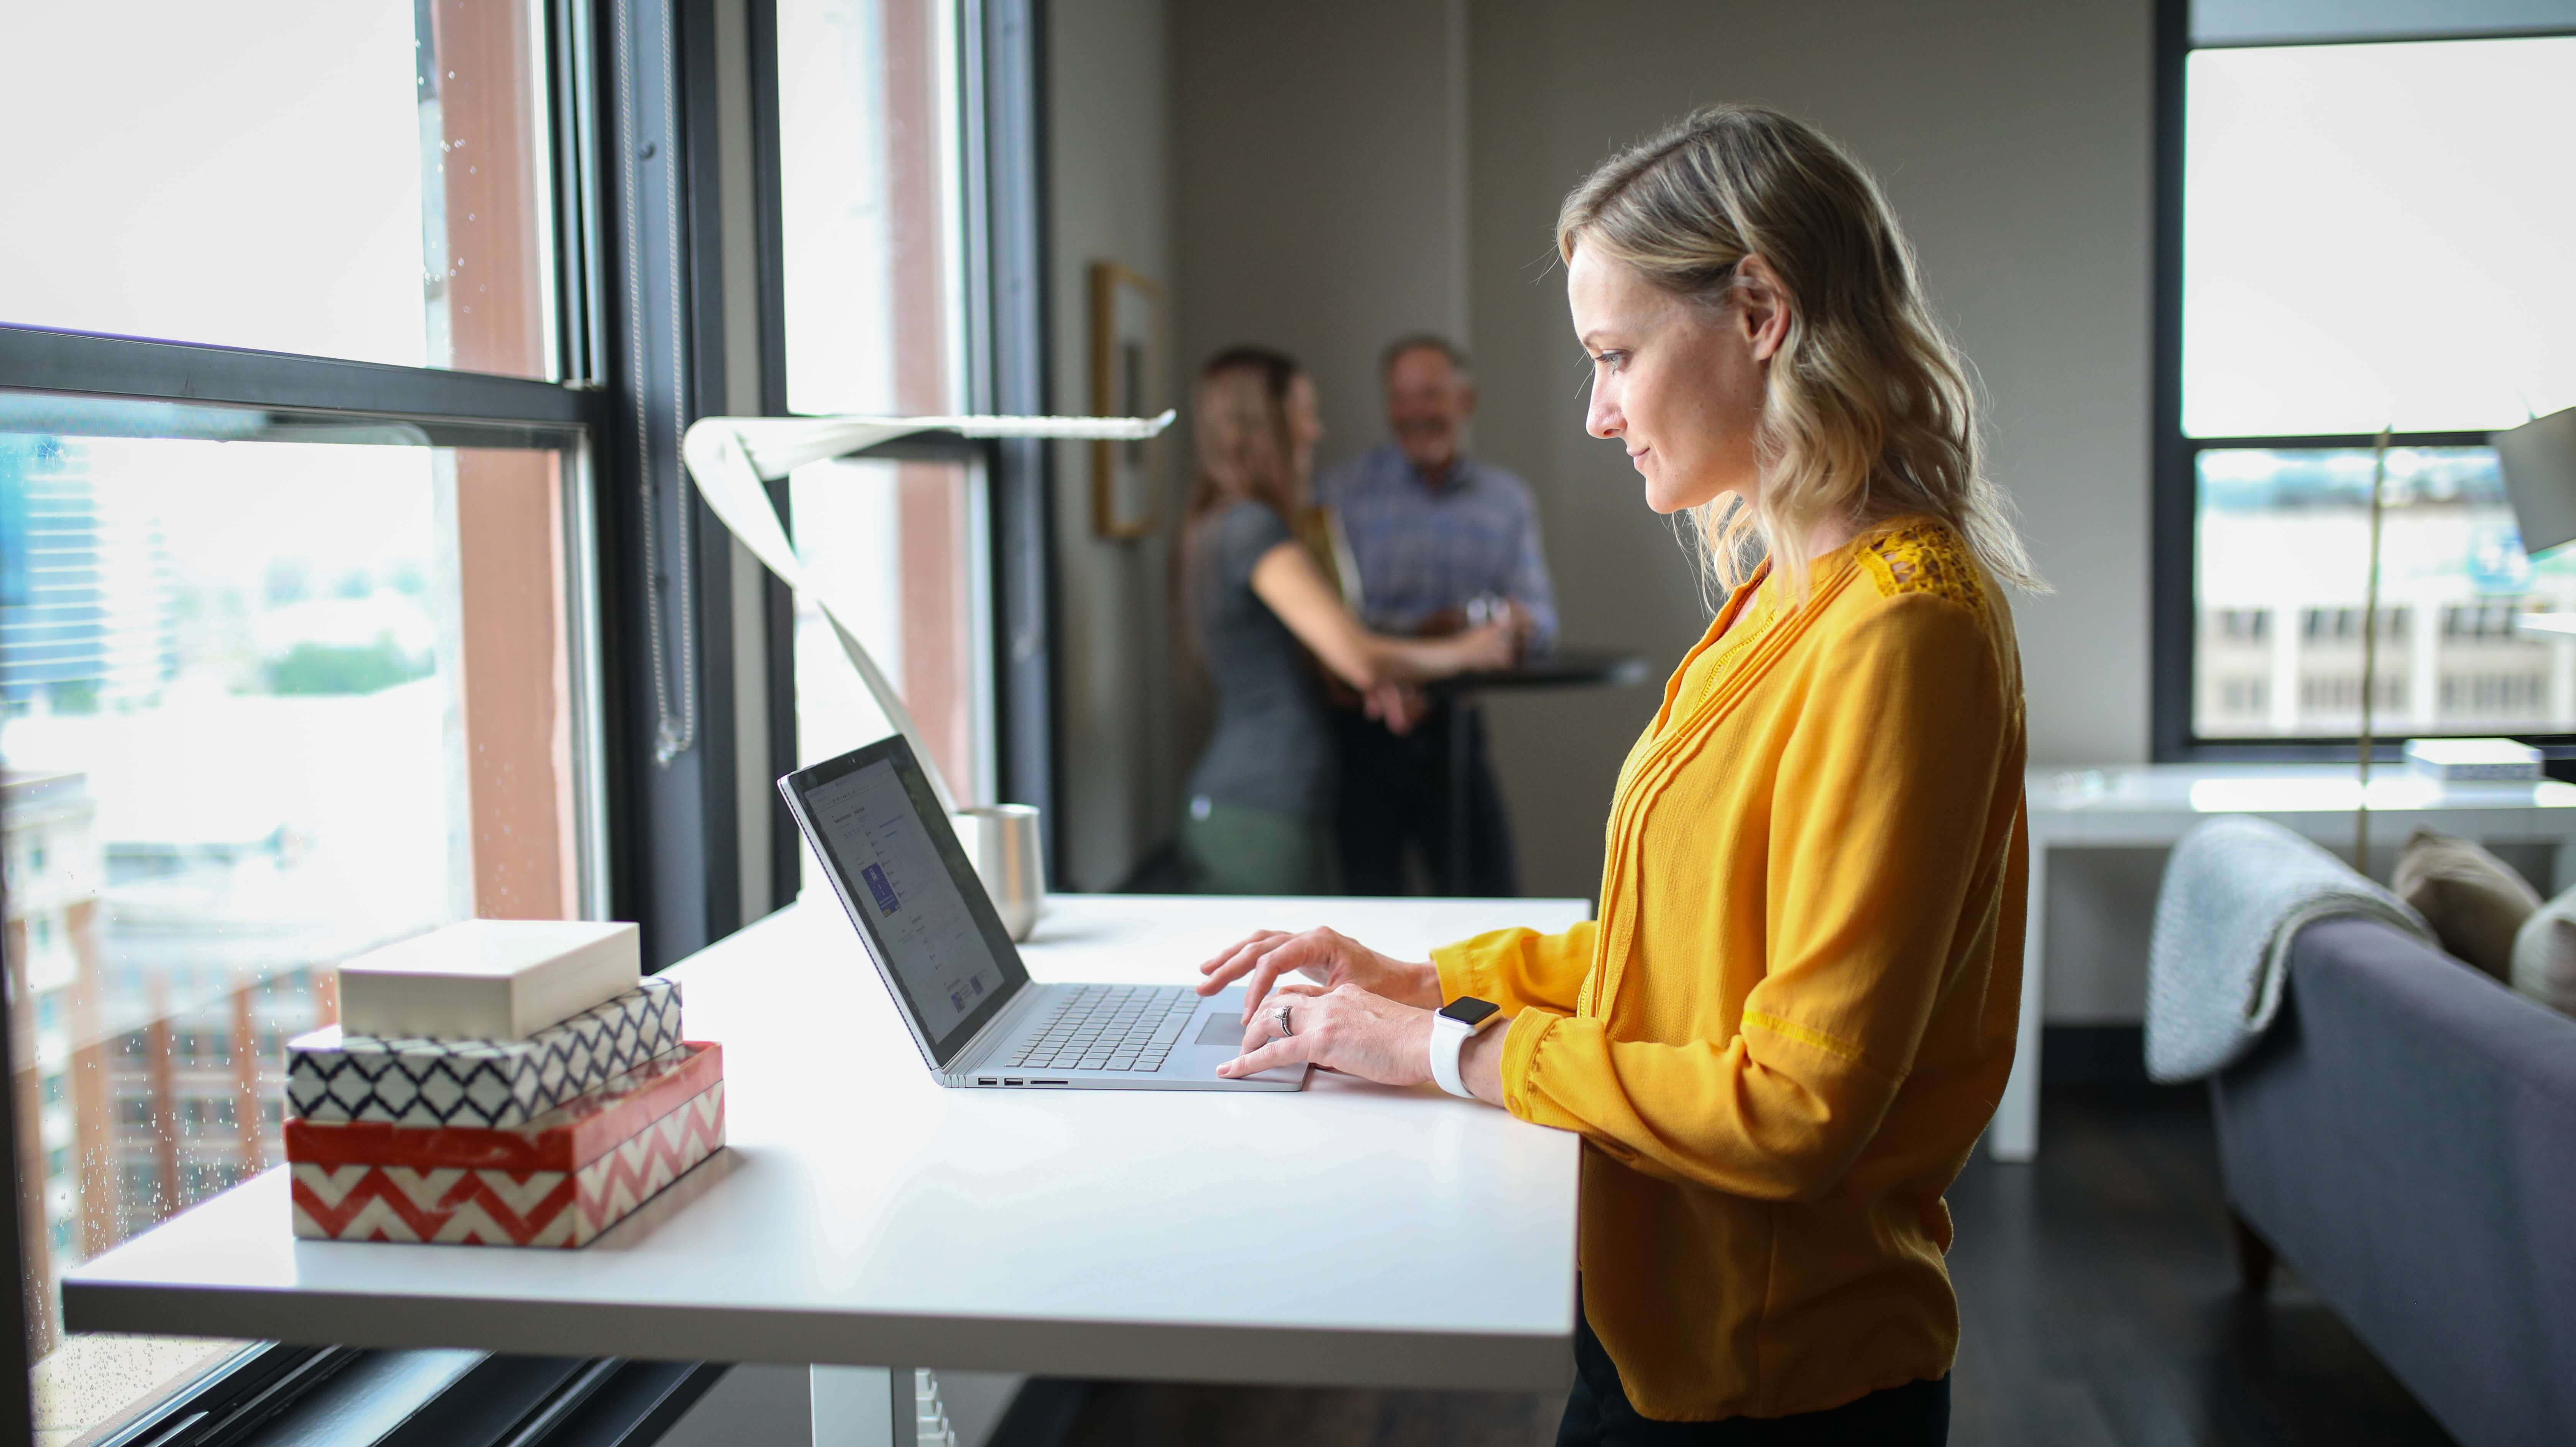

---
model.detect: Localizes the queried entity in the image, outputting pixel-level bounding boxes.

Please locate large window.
[2164,6,2576,750]
[0,0,600,1439]
[772,0,993,837]
[0,417,592,1440]
[0,1,561,379]
[0,0,1045,1432]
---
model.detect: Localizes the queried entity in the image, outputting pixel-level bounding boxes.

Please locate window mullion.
[965,0,1059,875]
[0,327,592,435]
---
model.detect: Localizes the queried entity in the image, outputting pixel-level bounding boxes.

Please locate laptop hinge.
[945,986,1041,1076]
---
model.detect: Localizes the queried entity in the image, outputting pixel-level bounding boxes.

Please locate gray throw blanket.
[2144,815,2433,1082]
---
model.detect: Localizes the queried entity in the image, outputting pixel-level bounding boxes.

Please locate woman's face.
[1285,373,1324,482]
[1567,242,1784,515]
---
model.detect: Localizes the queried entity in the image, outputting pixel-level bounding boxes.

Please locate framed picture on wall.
[1088,260,1166,540]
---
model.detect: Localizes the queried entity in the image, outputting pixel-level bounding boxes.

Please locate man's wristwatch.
[1429,997,1504,1098]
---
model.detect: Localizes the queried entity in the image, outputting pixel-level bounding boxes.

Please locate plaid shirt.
[1315,444,1559,653]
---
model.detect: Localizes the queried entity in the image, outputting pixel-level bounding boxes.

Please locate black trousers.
[1558,1301,1949,1446]
[1329,702,1518,896]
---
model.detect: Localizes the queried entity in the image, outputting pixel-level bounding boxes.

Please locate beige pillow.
[2510,887,2576,1017]
[2392,827,2540,979]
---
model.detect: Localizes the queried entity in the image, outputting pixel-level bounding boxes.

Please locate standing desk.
[1994,764,2576,1163]
[62,893,1589,1440]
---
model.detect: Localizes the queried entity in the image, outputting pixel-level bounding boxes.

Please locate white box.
[2404,737,2543,782]
[338,920,641,1041]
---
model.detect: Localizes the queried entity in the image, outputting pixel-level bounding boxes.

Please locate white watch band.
[1429,1013,1474,1098]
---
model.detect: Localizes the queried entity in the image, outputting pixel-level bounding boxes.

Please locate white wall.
[1047,0,1179,890]
[1170,0,1472,459]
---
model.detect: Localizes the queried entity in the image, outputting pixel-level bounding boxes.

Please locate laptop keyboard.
[1004,984,1203,1073]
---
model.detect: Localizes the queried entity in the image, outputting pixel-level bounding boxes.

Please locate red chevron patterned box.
[286,1041,724,1248]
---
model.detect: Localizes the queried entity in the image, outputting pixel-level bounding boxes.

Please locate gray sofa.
[2213,915,2576,1447]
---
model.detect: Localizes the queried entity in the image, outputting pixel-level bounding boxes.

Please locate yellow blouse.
[1434,519,2027,1421]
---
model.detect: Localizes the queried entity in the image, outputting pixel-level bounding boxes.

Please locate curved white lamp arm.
[679,409,1175,815]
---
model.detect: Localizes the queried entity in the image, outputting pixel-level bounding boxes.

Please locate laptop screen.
[782,737,1027,1066]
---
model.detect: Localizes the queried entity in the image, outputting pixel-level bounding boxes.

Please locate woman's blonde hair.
[1175,346,1309,669]
[1557,102,2045,604]
[1185,346,1306,527]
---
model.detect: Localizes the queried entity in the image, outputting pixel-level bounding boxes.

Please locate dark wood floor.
[1053,1086,2456,1447]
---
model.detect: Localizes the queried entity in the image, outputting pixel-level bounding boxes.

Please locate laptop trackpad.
[1194,1014,1249,1048]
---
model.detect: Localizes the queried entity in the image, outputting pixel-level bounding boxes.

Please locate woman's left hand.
[1217,981,1434,1086]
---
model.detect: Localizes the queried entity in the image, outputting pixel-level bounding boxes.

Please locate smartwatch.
[1429,997,1503,1098]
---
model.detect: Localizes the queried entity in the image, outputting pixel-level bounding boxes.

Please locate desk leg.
[1447,699,1474,895]
[812,1365,922,1447]
[1987,841,2047,1163]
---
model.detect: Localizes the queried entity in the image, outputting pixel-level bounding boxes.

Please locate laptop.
[779,737,1309,1091]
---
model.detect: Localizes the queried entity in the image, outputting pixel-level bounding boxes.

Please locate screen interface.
[802,757,1009,1045]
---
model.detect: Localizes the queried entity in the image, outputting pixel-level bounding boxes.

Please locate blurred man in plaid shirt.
[1315,335,1559,896]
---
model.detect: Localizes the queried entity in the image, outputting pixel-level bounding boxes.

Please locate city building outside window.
[0,430,589,1437]
[2169,15,2576,748]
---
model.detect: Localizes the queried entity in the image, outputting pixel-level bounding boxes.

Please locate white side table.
[1991,764,2576,1162]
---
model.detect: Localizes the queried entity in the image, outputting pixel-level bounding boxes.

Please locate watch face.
[1439,997,1500,1028]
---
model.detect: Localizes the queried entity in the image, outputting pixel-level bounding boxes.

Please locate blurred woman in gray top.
[1178,347,1513,894]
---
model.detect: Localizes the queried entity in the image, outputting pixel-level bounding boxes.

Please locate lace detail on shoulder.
[1859,523,1984,610]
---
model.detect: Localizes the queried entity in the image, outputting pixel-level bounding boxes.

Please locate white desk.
[1994,765,2576,1162]
[62,894,1588,1436]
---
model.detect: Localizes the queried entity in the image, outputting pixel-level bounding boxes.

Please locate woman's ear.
[1733,255,1793,363]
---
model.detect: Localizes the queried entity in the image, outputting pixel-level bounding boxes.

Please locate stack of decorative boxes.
[283,921,725,1248]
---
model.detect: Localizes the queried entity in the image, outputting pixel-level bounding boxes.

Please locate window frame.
[2149,0,2576,761]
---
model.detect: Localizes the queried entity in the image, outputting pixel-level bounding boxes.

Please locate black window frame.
[2149,0,2576,762]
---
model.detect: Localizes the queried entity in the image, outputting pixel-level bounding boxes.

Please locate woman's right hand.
[1194,927,1442,1019]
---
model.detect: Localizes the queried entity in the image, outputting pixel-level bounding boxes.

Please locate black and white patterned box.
[287,977,683,1129]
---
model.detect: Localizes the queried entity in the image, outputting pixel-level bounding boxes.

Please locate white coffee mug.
[950,804,1045,942]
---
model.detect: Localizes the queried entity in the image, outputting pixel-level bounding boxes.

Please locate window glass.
[0,423,588,1440]
[776,0,965,416]
[774,0,987,885]
[2190,0,2576,47]
[793,456,992,866]
[2193,445,2576,738]
[2182,37,2576,437]
[0,2,558,377]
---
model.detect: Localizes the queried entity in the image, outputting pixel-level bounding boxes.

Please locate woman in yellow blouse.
[1198,102,2039,1443]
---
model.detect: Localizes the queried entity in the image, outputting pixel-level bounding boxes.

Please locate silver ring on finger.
[1275,1003,1294,1039]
